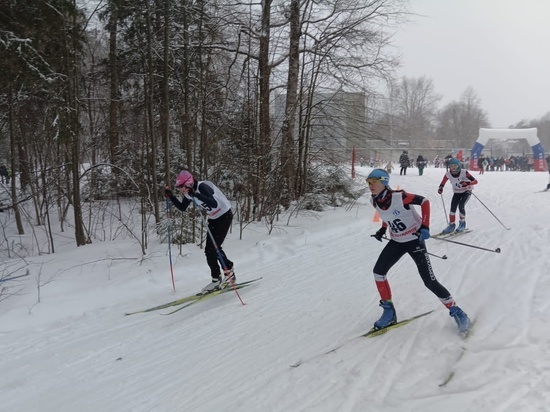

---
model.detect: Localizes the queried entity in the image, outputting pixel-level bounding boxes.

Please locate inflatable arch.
[469,128,546,171]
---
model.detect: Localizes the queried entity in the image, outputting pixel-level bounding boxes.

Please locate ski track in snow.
[2,168,550,411]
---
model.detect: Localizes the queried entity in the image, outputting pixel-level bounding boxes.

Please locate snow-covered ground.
[1,166,550,412]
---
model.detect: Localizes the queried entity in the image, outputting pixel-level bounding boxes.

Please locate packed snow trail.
[2,168,550,411]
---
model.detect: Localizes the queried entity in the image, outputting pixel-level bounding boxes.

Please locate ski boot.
[200,278,222,294]
[374,300,397,330]
[449,306,472,336]
[441,223,456,234]
[456,220,466,233]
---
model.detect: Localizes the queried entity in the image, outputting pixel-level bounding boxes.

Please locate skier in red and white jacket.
[438,158,478,234]
[367,168,472,336]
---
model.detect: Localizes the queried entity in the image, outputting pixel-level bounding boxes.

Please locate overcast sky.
[392,0,550,127]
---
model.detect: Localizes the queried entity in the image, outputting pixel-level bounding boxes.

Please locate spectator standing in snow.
[399,151,410,176]
[477,155,486,175]
[416,154,426,176]
[444,154,453,170]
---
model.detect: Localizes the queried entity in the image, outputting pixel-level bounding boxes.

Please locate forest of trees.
[1,0,549,255]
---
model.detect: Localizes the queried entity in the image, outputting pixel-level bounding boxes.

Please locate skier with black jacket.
[165,170,236,294]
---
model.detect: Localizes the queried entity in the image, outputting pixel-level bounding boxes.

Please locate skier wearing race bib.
[165,170,235,294]
[437,158,478,234]
[367,168,472,335]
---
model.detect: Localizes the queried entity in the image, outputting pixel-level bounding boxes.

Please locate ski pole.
[433,235,501,254]
[440,193,449,225]
[427,250,447,260]
[425,250,447,260]
[373,235,448,260]
[471,191,510,230]
[166,198,176,291]
[190,197,245,305]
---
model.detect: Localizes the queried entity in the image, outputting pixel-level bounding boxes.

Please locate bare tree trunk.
[279,0,300,208]
[258,0,272,217]
[16,115,31,194]
[180,0,193,172]
[144,0,159,226]
[68,4,87,246]
[16,115,42,225]
[7,82,24,234]
[196,0,207,178]
[152,0,170,221]
[108,2,120,187]
[40,167,55,253]
[182,0,194,168]
[296,63,319,197]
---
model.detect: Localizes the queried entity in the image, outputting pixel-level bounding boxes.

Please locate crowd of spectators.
[359,154,544,172]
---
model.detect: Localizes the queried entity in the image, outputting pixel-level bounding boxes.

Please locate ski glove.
[418,228,430,240]
[437,185,444,194]
[372,227,386,242]
[460,181,471,187]
[164,187,173,199]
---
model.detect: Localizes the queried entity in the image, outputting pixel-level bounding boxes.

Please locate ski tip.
[459,329,474,339]
[124,311,143,316]
[439,371,455,387]
[459,330,470,339]
[459,319,476,339]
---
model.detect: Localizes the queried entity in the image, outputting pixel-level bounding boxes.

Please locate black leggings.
[205,210,234,278]
[373,238,451,300]
[450,191,471,216]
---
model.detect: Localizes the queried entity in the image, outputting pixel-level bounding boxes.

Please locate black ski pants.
[450,191,471,216]
[205,210,234,279]
[373,238,451,300]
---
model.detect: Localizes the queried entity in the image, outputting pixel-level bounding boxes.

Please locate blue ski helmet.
[367,169,390,186]
[449,158,461,170]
